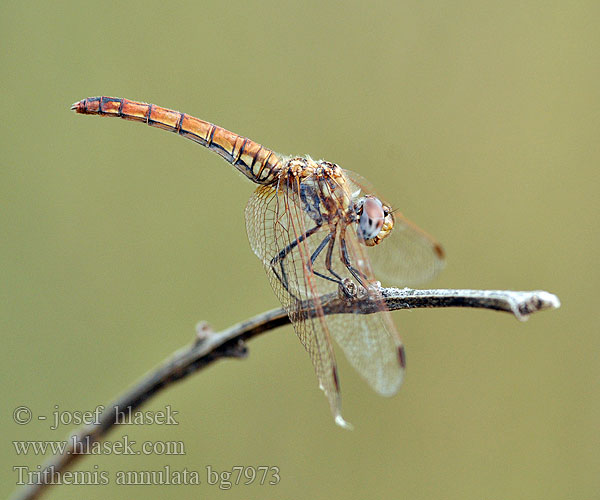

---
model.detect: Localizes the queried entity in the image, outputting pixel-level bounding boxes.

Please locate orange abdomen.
[71,96,283,185]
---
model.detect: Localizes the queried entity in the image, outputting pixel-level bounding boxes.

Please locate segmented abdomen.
[71,97,282,185]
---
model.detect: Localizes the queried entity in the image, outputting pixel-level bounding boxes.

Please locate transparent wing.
[245,171,406,426]
[345,169,445,286]
[245,180,349,427]
[323,219,406,396]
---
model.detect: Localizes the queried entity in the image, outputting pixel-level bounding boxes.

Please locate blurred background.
[1,1,598,498]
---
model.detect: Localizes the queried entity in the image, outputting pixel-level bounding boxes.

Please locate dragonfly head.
[356,196,394,246]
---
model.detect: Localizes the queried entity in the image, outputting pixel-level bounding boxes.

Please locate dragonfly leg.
[270,224,322,296]
[310,231,343,285]
[324,232,343,282]
[340,237,369,288]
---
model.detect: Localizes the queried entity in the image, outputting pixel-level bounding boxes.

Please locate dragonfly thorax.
[356,196,394,247]
[281,157,354,223]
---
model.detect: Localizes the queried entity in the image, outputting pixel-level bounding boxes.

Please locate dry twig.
[11,287,559,500]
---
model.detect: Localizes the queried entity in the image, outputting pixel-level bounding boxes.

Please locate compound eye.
[358,197,385,240]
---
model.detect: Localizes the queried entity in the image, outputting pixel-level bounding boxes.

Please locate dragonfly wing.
[344,169,445,286]
[325,311,405,396]
[323,219,406,396]
[245,182,350,428]
[245,167,411,423]
[366,212,445,286]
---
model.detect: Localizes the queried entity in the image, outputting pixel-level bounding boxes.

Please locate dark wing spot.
[332,367,341,392]
[434,243,445,259]
[397,346,406,368]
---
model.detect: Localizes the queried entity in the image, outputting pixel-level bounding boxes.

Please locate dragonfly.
[71,96,445,428]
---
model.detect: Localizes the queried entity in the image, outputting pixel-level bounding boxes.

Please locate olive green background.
[2,1,598,499]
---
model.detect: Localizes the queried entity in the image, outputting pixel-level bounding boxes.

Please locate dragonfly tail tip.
[70,100,84,112]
